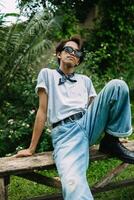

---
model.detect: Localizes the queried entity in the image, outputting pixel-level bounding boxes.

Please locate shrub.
[0,67,53,157]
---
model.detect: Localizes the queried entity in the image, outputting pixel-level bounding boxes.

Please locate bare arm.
[16,88,48,157]
[88,96,95,106]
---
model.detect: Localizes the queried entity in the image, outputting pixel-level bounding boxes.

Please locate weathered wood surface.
[17,172,61,188]
[92,178,134,193]
[0,140,134,177]
[26,193,63,200]
[0,177,9,200]
[0,150,106,177]
[25,177,134,200]
[93,162,129,188]
[0,178,6,200]
[0,140,133,200]
[0,152,54,177]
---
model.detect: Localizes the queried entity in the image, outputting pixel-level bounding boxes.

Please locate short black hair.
[56,36,84,65]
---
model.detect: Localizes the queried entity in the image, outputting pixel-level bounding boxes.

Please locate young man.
[17,36,134,200]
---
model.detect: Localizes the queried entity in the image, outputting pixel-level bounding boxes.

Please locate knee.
[107,79,129,94]
[62,176,80,193]
[109,79,127,86]
[67,178,77,192]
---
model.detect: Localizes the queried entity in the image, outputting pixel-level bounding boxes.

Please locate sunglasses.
[62,46,82,58]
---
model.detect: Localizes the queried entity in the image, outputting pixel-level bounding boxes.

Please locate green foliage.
[48,0,97,22]
[0,67,53,157]
[0,13,20,21]
[84,0,134,89]
[18,0,98,22]
[51,9,81,40]
[0,9,58,94]
[18,0,87,40]
[0,6,80,157]
[0,8,61,156]
[0,67,35,156]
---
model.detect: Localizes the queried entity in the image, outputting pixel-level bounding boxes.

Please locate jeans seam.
[75,120,88,140]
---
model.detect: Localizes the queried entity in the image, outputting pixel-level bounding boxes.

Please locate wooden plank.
[24,178,134,199]
[0,141,133,177]
[0,178,6,200]
[90,148,110,161]
[17,172,61,189]
[26,193,63,200]
[0,140,133,200]
[26,178,134,199]
[94,162,129,188]
[0,152,55,177]
[0,177,9,200]
[92,178,134,193]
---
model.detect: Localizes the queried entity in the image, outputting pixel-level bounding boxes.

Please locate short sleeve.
[84,76,97,97]
[35,68,48,94]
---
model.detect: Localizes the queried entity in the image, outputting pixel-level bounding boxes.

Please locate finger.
[10,154,17,158]
[15,152,27,158]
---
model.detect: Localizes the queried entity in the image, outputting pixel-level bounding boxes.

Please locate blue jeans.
[51,79,132,200]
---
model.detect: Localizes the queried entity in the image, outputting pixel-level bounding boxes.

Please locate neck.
[59,64,75,75]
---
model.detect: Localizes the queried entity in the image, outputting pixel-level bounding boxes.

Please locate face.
[58,41,81,68]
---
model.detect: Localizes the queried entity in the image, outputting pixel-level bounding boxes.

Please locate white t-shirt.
[35,68,97,124]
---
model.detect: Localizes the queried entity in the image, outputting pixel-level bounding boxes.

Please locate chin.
[66,62,75,68]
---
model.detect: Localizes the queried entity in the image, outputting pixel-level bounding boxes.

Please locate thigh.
[51,121,89,178]
[76,99,107,146]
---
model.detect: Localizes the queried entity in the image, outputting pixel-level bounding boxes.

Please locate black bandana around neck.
[56,68,77,85]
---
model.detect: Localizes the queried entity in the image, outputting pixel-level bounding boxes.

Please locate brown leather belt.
[52,112,85,128]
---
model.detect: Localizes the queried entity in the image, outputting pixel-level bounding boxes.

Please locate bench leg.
[0,176,9,200]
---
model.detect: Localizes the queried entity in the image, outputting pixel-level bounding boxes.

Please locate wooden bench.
[0,140,134,200]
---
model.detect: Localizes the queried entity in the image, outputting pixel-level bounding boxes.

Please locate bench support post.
[0,176,10,200]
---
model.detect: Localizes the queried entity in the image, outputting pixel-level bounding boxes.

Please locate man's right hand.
[15,148,34,158]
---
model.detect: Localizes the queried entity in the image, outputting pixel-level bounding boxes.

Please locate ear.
[57,52,61,58]
[76,61,80,66]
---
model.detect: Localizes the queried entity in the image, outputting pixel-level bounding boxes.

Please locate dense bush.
[0,67,53,157]
[0,9,58,157]
[83,0,134,90]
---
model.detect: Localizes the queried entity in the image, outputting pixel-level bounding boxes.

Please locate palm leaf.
[0,8,60,88]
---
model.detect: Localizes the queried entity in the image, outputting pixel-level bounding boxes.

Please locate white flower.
[9,130,13,134]
[16,146,23,151]
[29,110,35,115]
[8,119,14,125]
[46,128,51,133]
